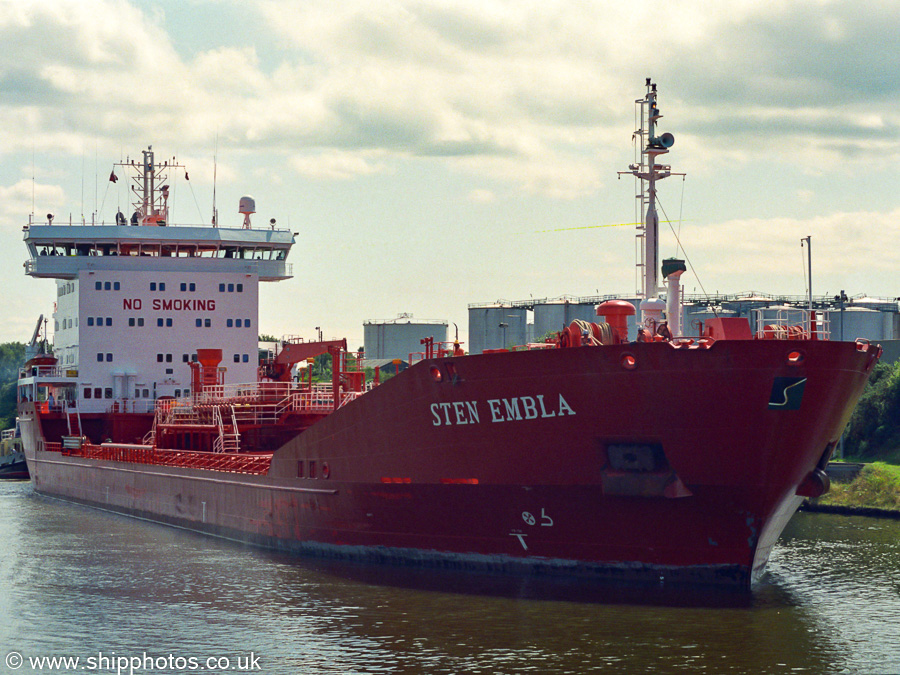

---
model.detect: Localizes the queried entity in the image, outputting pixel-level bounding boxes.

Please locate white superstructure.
[21,148,294,413]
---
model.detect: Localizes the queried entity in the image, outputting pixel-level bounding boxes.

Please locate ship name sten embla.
[430,394,576,426]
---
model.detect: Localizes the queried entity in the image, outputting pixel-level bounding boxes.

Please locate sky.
[1,0,898,350]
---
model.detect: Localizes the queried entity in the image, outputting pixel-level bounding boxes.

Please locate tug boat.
[0,426,28,480]
[18,82,880,589]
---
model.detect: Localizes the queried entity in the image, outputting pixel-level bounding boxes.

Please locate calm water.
[0,481,898,675]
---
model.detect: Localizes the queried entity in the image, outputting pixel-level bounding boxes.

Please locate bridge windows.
[218,282,244,292]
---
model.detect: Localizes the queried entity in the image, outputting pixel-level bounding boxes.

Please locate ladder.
[65,402,83,437]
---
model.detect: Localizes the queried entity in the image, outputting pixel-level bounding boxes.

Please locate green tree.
[0,342,25,382]
[843,361,900,460]
[0,343,25,430]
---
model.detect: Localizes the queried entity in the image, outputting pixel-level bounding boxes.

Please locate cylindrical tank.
[848,296,896,311]
[719,294,771,333]
[824,307,885,342]
[533,301,598,341]
[467,305,528,353]
[721,294,774,315]
[683,305,737,335]
[363,316,449,361]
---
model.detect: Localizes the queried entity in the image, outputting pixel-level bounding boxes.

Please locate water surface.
[0,481,896,674]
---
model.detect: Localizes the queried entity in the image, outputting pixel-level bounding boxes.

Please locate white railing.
[754,307,831,340]
[110,399,157,414]
[143,415,157,445]
[140,378,377,436]
[28,398,158,415]
[212,407,225,453]
[185,382,340,410]
[227,406,241,452]
[19,365,76,379]
[338,392,365,408]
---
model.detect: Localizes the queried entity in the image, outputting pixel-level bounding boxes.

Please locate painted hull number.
[522,508,553,527]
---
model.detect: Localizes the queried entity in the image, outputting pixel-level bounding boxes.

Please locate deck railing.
[754,307,831,340]
[44,439,272,475]
[160,381,360,425]
[19,365,76,379]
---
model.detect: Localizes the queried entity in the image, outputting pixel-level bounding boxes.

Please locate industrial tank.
[468,305,528,354]
[682,305,737,335]
[533,301,599,341]
[363,314,448,361]
[824,307,888,342]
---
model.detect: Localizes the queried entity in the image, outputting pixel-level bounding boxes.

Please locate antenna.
[618,80,685,330]
[212,134,218,227]
[802,235,812,325]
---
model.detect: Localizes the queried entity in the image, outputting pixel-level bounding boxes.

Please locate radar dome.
[239,196,256,215]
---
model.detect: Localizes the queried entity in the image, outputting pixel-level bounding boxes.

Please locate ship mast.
[116,146,185,226]
[620,79,684,331]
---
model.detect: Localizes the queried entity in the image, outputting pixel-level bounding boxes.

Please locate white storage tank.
[533,300,598,341]
[825,307,886,342]
[848,296,896,311]
[363,314,449,361]
[468,305,528,353]
[683,305,737,335]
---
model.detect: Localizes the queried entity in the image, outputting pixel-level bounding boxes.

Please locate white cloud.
[289,150,393,180]
[3,0,898,195]
[0,180,66,226]
[677,207,900,294]
[467,189,495,203]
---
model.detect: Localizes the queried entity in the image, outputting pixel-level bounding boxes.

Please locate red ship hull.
[20,338,879,589]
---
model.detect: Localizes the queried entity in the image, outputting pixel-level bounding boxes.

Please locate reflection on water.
[0,481,896,674]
